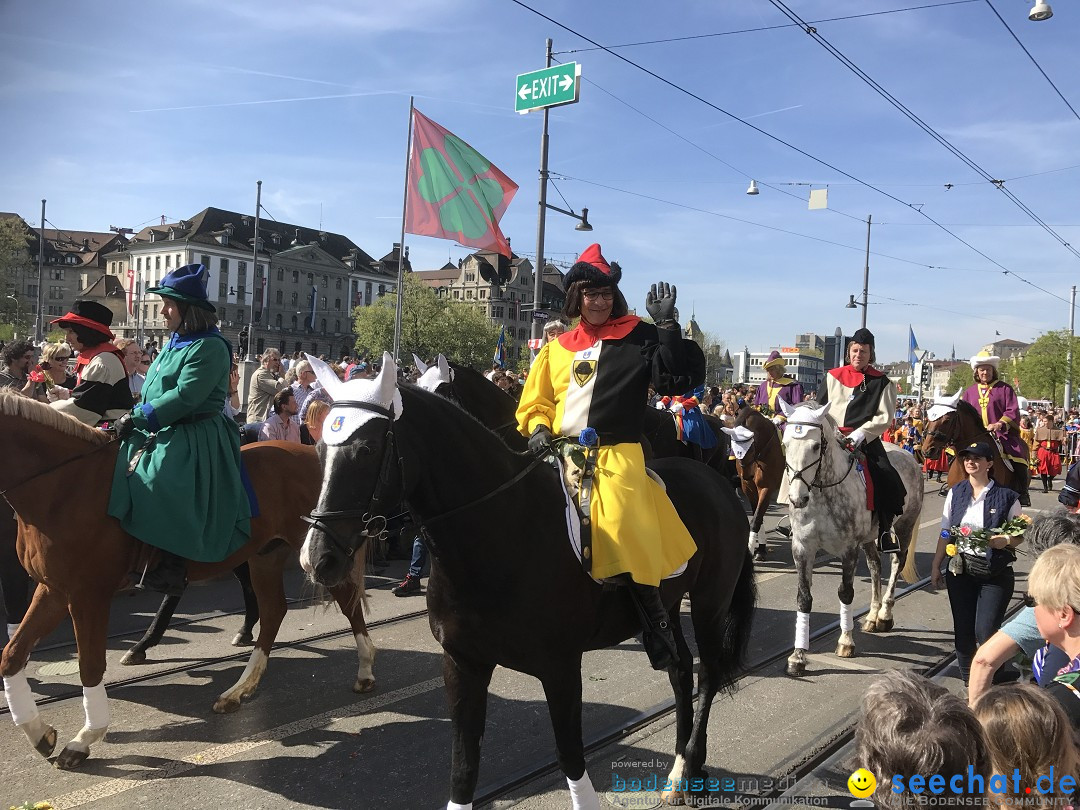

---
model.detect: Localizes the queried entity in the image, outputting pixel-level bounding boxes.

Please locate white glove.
[771,415,784,426]
[848,428,868,447]
[47,386,71,402]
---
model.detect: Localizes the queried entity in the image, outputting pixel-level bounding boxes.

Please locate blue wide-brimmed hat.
[148,263,215,311]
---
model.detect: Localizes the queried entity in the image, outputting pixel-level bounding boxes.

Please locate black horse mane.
[955,398,982,423]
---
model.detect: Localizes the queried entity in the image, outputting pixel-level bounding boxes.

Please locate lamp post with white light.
[845,215,872,329]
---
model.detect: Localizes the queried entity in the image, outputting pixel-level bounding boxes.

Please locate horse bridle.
[924,404,991,451]
[301,400,404,560]
[301,397,546,560]
[783,421,858,491]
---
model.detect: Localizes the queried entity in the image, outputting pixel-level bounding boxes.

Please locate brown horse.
[0,391,374,769]
[723,406,786,560]
[921,393,1031,505]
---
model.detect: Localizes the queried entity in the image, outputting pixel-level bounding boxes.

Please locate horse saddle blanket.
[554,460,687,582]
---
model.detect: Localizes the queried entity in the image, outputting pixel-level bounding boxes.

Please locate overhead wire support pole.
[531,38,553,346]
[860,214,871,330]
[1067,285,1076,410]
[35,199,45,344]
[249,180,261,362]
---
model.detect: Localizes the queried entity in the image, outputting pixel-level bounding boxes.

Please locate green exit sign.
[515,63,581,114]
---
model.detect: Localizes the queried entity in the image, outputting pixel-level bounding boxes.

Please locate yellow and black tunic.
[517,315,705,585]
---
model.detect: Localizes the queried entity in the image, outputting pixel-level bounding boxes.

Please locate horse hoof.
[231,632,255,647]
[212,697,242,714]
[120,649,147,666]
[35,726,58,759]
[786,659,806,677]
[836,642,855,658]
[861,619,879,634]
[55,745,89,770]
[753,545,768,561]
[353,678,376,694]
[876,617,894,632]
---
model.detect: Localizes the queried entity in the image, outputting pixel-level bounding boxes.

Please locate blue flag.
[494,325,506,368]
[908,326,920,367]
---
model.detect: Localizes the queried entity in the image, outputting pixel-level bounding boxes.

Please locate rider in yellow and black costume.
[517,243,705,670]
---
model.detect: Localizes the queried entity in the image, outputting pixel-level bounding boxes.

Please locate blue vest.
[948,480,1019,571]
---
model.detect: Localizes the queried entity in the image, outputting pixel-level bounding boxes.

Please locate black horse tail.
[713,551,757,695]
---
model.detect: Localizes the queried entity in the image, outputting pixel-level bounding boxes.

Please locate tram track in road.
[472,566,945,807]
[0,605,431,715]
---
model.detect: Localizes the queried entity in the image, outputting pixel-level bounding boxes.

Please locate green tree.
[353,274,500,369]
[945,364,972,397]
[0,217,33,337]
[1016,329,1080,403]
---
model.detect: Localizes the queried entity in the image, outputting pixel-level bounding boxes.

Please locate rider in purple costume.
[961,351,1030,506]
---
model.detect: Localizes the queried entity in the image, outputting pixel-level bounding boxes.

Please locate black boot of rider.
[628,583,680,671]
[133,550,188,597]
[878,515,900,555]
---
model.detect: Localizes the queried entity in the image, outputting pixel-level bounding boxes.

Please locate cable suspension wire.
[868,292,1032,328]
[982,0,1080,124]
[557,1,979,54]
[508,0,1072,306]
[765,0,1080,262]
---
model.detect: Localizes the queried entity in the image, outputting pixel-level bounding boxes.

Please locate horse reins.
[783,421,858,491]
[302,398,545,559]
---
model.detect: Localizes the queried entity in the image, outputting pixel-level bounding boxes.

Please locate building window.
[365,282,372,302]
[155,256,161,270]
[465,272,475,282]
[200,254,210,269]
[238,260,247,278]
[321,296,327,310]
[480,289,487,299]
[238,309,245,323]
[291,292,298,306]
[292,270,299,284]
[220,257,229,273]
[219,273,228,299]
[165,254,172,269]
[49,285,63,300]
[467,290,474,299]
[278,268,284,282]
[378,284,385,296]
[335,320,341,333]
[136,257,142,272]
[307,273,314,284]
[335,278,342,290]
[323,275,328,287]
[276,290,283,305]
[256,263,264,279]
[176,254,181,267]
[291,315,298,331]
[453,290,459,299]
[321,318,327,332]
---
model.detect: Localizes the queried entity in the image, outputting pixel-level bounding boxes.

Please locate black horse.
[301,358,756,807]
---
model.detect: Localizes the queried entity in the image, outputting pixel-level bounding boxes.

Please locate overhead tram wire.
[555,1,980,54]
[764,0,1080,264]
[868,292,1031,329]
[508,0,1072,307]
[982,0,1080,124]
[555,173,1005,275]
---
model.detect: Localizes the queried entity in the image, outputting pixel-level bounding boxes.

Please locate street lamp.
[7,294,21,335]
[530,201,592,342]
[844,215,872,329]
[1029,1,1052,21]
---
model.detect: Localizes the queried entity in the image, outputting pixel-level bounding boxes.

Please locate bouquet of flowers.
[942,514,1031,575]
[28,364,55,389]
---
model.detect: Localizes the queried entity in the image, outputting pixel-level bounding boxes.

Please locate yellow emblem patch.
[573,359,597,387]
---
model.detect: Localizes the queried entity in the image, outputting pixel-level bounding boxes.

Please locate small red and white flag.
[127,266,135,315]
[527,338,543,350]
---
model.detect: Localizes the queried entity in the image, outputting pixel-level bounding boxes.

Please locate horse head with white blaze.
[778,399,836,510]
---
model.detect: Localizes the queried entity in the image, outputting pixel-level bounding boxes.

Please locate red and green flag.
[405,108,518,258]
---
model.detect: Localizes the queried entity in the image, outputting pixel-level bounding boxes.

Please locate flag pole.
[393,97,415,366]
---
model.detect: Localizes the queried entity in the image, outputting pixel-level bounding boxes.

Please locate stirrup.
[877,529,900,555]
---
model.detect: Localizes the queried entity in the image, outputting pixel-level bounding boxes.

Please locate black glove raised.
[528,425,554,455]
[645,281,678,325]
[114,413,136,441]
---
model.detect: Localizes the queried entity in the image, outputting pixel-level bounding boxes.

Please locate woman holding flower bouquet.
[516,243,705,671]
[932,440,1027,685]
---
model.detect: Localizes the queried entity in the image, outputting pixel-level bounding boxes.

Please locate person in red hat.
[515,243,705,670]
[47,300,134,425]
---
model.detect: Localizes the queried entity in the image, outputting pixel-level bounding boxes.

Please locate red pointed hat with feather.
[564,243,622,288]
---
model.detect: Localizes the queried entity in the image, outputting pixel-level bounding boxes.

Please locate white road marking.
[48,676,444,809]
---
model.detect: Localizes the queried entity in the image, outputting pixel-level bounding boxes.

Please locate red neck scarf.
[557,315,641,352]
[74,342,124,384]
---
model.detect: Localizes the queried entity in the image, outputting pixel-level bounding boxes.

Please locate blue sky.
[2,0,1077,363]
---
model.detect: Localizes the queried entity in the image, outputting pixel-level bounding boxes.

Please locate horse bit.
[783,421,858,491]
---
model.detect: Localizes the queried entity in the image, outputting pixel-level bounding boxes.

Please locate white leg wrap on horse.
[82,682,110,729]
[748,530,758,551]
[355,632,375,680]
[795,611,811,650]
[3,671,39,725]
[446,803,472,810]
[6,623,19,639]
[567,774,601,810]
[840,603,854,633]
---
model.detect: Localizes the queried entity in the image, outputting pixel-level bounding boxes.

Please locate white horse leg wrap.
[83,682,110,729]
[795,611,811,650]
[3,671,39,726]
[446,803,472,810]
[748,530,758,551]
[6,623,19,639]
[567,774,601,810]
[840,603,854,633]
